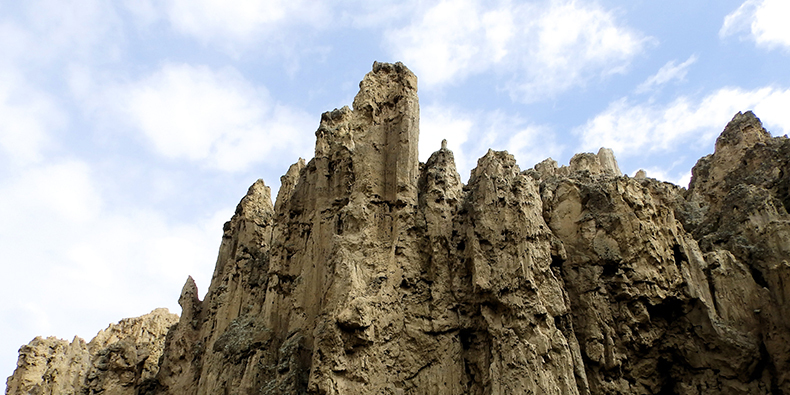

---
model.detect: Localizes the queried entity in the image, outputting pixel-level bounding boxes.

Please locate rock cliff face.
[7,62,790,394]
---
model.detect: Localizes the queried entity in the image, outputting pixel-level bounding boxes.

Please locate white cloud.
[0,0,121,167]
[119,63,315,172]
[576,86,790,157]
[127,0,328,50]
[385,0,513,86]
[484,111,563,170]
[386,0,648,101]
[420,104,563,180]
[30,0,122,58]
[677,171,692,189]
[0,0,123,169]
[342,1,418,29]
[721,0,790,50]
[0,158,229,375]
[420,104,474,175]
[505,126,561,170]
[1,161,101,223]
[0,71,66,165]
[0,0,122,67]
[635,55,697,94]
[633,167,692,189]
[167,0,292,39]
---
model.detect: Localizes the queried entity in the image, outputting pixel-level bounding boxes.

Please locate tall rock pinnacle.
[316,61,419,205]
[8,63,790,395]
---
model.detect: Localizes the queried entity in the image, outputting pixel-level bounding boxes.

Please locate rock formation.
[7,62,790,394]
[6,308,177,395]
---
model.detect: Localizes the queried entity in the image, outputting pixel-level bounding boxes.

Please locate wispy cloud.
[576,86,790,157]
[420,104,563,180]
[484,111,563,170]
[1,167,227,385]
[0,157,230,354]
[721,0,790,50]
[125,0,330,54]
[0,73,65,165]
[117,63,315,172]
[636,166,692,188]
[385,0,650,101]
[0,0,123,67]
[635,55,697,94]
[419,104,474,174]
[383,0,513,86]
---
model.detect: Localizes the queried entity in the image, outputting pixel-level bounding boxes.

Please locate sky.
[1,0,789,381]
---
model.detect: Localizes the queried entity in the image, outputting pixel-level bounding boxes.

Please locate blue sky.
[2,0,789,380]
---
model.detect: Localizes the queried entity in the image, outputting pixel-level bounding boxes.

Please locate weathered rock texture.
[6,308,177,395]
[7,62,790,394]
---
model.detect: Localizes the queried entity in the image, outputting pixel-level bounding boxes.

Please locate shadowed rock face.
[7,64,790,395]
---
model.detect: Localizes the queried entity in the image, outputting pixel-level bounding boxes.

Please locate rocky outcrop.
[7,63,790,394]
[535,140,769,393]
[145,62,580,395]
[6,308,177,395]
[681,111,790,392]
[6,337,90,395]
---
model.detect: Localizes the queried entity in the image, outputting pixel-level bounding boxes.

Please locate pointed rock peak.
[312,61,420,204]
[353,61,418,118]
[567,148,621,177]
[470,149,519,184]
[322,106,353,124]
[235,179,274,218]
[596,147,622,176]
[275,158,306,212]
[426,141,457,166]
[534,158,559,178]
[246,178,271,199]
[89,308,179,350]
[569,153,598,174]
[715,111,771,153]
[422,140,462,194]
[315,107,355,159]
[294,158,307,174]
[149,307,176,319]
[281,158,306,183]
[319,107,353,131]
[178,276,200,309]
[425,138,458,174]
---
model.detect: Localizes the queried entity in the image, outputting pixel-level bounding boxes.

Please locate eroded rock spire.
[8,64,790,395]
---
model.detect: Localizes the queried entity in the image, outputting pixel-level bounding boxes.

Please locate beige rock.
[596,148,622,176]
[86,308,178,395]
[148,62,585,395]
[6,309,177,395]
[6,336,89,395]
[9,67,790,395]
[682,110,790,392]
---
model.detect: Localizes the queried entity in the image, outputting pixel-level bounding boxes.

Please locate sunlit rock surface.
[7,63,790,395]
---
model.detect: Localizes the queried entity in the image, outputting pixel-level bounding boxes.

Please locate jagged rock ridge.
[7,62,790,394]
[6,308,177,395]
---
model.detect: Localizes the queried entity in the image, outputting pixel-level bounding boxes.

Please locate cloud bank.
[576,86,790,157]
[119,63,315,172]
[721,0,790,50]
[386,0,649,101]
